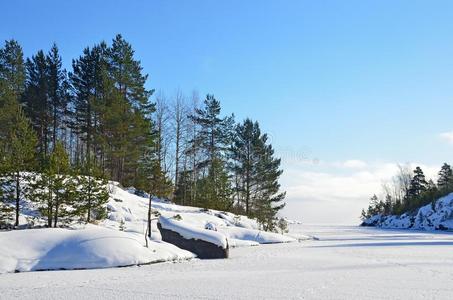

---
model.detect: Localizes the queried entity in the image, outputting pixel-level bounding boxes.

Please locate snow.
[217,226,296,244]
[159,216,228,248]
[1,181,294,273]
[2,224,453,299]
[102,184,292,248]
[0,225,194,274]
[363,192,453,230]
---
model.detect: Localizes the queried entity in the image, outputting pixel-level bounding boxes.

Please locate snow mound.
[0,225,194,274]
[159,217,228,248]
[362,193,453,230]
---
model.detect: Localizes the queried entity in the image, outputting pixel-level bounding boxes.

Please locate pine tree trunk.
[147,194,152,238]
[15,172,20,227]
[48,186,53,227]
[54,198,59,228]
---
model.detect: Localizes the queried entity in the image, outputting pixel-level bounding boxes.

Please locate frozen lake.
[2,225,453,299]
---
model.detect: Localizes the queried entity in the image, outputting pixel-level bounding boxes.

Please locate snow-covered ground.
[0,182,295,273]
[2,224,453,299]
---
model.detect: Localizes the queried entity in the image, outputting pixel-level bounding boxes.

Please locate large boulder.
[158,217,229,259]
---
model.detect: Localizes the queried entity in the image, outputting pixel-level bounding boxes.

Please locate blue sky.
[3,0,453,223]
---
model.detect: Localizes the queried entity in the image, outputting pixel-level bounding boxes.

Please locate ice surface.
[2,224,453,299]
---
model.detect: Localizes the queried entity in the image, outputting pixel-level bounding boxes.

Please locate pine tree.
[0,40,26,147]
[231,119,262,215]
[46,44,70,149]
[196,158,233,211]
[70,43,108,167]
[437,163,452,192]
[107,34,154,185]
[48,142,74,227]
[0,40,28,227]
[189,94,234,208]
[3,106,37,227]
[23,50,51,158]
[253,134,286,230]
[0,39,26,99]
[108,34,152,110]
[190,95,234,170]
[75,163,109,223]
[0,143,14,226]
[408,166,428,198]
[31,142,76,228]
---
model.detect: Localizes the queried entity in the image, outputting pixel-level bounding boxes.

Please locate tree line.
[361,163,453,220]
[0,36,286,231]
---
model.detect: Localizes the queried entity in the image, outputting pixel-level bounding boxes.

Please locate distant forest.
[0,35,286,230]
[361,163,453,219]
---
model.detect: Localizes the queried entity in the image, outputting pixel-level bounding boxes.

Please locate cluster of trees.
[0,36,286,230]
[361,163,453,220]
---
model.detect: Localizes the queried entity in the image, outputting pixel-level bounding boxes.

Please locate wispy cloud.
[439,131,453,144]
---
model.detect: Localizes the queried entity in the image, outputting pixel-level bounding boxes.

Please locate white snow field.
[2,224,453,300]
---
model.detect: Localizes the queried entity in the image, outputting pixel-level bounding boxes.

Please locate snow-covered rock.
[158,217,229,259]
[362,193,453,230]
[158,216,228,249]
[0,225,194,274]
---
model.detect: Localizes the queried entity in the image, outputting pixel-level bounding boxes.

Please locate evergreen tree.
[30,143,71,228]
[0,39,28,226]
[0,40,26,148]
[75,163,109,223]
[196,158,233,211]
[407,166,428,198]
[231,119,262,215]
[253,135,286,230]
[107,34,154,185]
[23,50,51,158]
[190,95,234,170]
[0,143,14,226]
[2,106,37,227]
[48,142,74,227]
[70,43,109,167]
[108,34,152,110]
[189,94,234,208]
[0,39,26,99]
[46,44,70,149]
[437,163,453,191]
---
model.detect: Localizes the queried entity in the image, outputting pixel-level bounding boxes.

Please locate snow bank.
[159,216,228,248]
[0,225,194,274]
[362,193,453,230]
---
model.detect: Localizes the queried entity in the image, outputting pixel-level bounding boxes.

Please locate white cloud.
[280,160,439,225]
[343,159,368,169]
[439,131,453,144]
